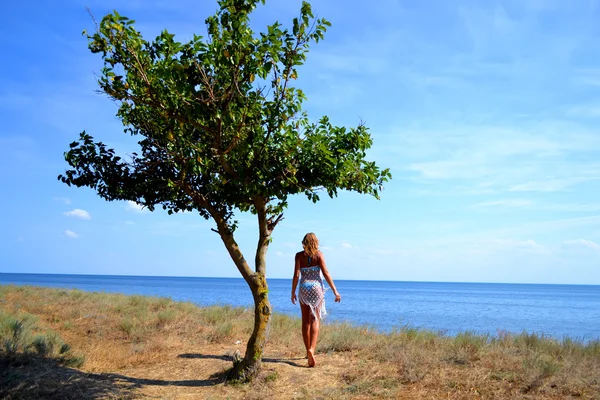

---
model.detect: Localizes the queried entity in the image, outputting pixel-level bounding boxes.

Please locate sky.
[1,0,599,284]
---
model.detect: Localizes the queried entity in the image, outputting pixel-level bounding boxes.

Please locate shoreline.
[1,281,598,343]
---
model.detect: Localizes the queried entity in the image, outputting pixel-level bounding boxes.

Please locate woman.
[291,232,341,367]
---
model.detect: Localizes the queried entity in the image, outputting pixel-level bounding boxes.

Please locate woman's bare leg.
[300,303,311,357]
[307,312,320,367]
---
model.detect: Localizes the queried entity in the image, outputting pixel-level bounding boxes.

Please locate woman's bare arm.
[319,252,341,302]
[291,253,301,304]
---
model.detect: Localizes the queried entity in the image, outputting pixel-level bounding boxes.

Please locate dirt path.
[111,343,358,399]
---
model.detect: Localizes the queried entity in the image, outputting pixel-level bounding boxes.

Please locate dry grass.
[1,284,599,399]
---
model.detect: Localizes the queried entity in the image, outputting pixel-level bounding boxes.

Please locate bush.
[0,311,84,367]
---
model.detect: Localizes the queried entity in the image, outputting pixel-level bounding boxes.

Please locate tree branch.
[102,85,214,134]
[267,213,284,231]
[203,201,254,283]
[254,197,270,276]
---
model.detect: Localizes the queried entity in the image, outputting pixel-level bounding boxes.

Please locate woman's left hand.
[334,292,341,303]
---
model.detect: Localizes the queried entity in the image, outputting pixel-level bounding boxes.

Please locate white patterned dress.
[299,256,327,319]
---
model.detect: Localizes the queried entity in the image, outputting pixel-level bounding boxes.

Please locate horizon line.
[1,272,598,287]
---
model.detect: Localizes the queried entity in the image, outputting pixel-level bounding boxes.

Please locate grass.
[1,284,599,399]
[0,309,84,368]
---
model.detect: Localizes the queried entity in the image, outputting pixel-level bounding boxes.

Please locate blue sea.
[1,273,598,341]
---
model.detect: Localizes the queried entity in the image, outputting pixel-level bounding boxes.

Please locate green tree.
[59,0,390,379]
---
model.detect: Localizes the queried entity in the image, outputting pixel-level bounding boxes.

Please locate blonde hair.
[302,233,319,257]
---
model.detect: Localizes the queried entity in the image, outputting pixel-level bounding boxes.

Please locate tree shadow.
[179,353,231,361]
[0,357,137,400]
[1,352,305,398]
[178,353,307,368]
[0,355,226,399]
[91,371,226,388]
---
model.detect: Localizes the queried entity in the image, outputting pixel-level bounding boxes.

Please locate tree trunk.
[208,199,276,381]
[230,273,272,381]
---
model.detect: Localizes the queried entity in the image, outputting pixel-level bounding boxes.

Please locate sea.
[1,273,598,341]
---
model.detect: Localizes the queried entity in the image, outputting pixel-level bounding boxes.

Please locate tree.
[59,0,391,380]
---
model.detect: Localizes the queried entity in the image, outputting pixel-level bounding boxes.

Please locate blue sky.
[1,0,599,284]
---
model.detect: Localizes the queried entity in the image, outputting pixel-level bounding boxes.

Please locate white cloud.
[563,239,600,249]
[383,120,600,196]
[461,239,550,256]
[566,104,600,117]
[64,230,79,239]
[508,178,591,193]
[526,0,563,11]
[473,200,600,213]
[408,215,600,251]
[408,154,492,180]
[53,196,71,205]
[311,52,387,76]
[125,201,148,213]
[340,242,352,249]
[489,238,546,250]
[473,199,535,209]
[512,216,600,236]
[545,203,600,212]
[63,209,91,220]
[573,68,600,87]
[125,220,135,225]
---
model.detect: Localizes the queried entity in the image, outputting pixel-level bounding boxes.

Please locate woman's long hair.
[302,233,319,257]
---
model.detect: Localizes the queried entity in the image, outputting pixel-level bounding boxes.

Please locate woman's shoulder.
[312,251,325,264]
[316,251,327,265]
[295,251,304,258]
